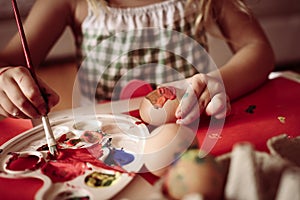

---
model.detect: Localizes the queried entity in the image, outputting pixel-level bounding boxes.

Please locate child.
[0,0,274,125]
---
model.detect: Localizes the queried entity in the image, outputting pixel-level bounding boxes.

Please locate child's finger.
[205,93,225,116]
[206,94,230,118]
[13,68,48,115]
[37,79,60,111]
[5,81,42,118]
[214,97,231,119]
[0,92,27,118]
[176,84,198,119]
[0,68,43,118]
[175,74,207,119]
[213,101,231,119]
[176,101,200,125]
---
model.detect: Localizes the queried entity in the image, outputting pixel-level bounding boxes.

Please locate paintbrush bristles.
[42,116,59,156]
[49,146,59,157]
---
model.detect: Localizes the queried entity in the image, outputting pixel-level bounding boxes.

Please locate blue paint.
[105,148,134,166]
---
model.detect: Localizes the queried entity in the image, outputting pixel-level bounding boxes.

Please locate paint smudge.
[146,86,176,109]
[57,132,76,143]
[41,144,128,183]
[245,105,256,114]
[182,92,189,99]
[55,130,104,148]
[85,171,121,187]
[80,130,103,144]
[66,138,82,147]
[135,121,143,125]
[277,116,286,124]
[57,132,82,147]
[37,144,49,151]
[37,134,135,183]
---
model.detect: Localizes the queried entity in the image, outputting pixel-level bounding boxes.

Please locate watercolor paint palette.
[0,114,149,200]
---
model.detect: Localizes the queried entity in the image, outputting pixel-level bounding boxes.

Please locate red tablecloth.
[197,77,300,156]
[0,77,299,199]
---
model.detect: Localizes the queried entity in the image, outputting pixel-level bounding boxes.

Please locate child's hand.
[175,73,231,125]
[0,66,59,119]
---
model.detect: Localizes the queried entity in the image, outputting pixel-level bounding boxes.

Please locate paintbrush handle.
[11,0,58,156]
[11,0,49,112]
[42,114,58,157]
[42,116,57,145]
[11,0,35,73]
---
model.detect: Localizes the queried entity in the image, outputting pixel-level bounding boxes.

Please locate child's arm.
[0,0,76,118]
[210,0,275,100]
[176,1,274,125]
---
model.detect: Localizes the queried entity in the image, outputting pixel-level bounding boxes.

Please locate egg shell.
[143,123,196,177]
[139,87,184,126]
[163,149,225,200]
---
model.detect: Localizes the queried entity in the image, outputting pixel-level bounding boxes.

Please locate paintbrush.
[11,0,58,157]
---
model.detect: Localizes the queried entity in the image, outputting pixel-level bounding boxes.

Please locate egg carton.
[217,134,300,200]
[146,134,300,200]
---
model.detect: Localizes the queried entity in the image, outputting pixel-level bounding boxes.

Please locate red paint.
[41,159,88,183]
[41,144,128,183]
[57,133,68,143]
[6,153,44,171]
[57,133,82,147]
[135,121,144,125]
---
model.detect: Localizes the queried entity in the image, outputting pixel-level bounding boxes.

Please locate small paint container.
[72,120,102,135]
[4,151,45,174]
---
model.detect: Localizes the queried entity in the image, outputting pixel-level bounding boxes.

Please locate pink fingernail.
[176,110,182,118]
[176,119,182,124]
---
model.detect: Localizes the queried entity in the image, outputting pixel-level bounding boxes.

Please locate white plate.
[0,114,149,200]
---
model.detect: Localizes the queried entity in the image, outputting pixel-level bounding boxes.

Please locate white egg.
[139,86,184,126]
[163,149,226,200]
[143,123,196,177]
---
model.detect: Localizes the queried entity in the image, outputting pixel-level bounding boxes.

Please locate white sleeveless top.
[76,0,210,103]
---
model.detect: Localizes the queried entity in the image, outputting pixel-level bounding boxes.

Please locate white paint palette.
[0,114,149,200]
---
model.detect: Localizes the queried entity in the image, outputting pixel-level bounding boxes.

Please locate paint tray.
[0,114,149,200]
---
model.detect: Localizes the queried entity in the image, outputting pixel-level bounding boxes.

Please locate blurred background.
[1,0,300,67]
[0,0,300,112]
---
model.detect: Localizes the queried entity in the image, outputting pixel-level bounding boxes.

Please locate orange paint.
[146,86,177,108]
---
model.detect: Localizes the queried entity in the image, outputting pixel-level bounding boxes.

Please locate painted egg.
[163,149,225,200]
[139,86,184,126]
[143,123,196,177]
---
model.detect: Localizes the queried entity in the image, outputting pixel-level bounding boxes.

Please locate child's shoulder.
[34,0,87,15]
[38,0,88,25]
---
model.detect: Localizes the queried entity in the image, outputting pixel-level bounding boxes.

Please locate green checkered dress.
[77,0,210,103]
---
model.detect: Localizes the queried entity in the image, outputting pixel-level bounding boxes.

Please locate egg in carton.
[149,134,300,200]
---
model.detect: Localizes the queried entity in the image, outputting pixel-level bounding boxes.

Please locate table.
[0,71,299,199]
